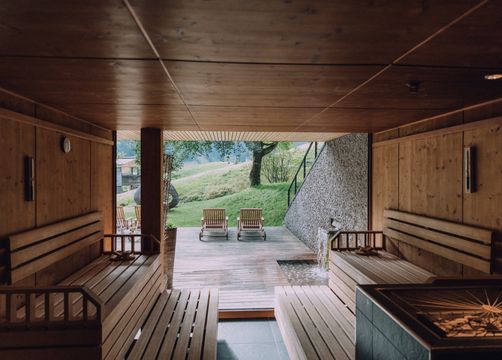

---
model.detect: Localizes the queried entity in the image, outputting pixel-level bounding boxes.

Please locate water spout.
[315,228,331,271]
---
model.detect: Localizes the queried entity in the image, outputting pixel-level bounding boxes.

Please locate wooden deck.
[173,227,315,310]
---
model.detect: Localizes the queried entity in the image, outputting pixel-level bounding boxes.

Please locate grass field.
[172,162,250,202]
[119,161,290,226]
[172,161,226,179]
[167,183,289,227]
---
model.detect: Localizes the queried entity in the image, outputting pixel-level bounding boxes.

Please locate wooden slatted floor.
[173,227,315,310]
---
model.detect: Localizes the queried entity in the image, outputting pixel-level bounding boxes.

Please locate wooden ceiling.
[118,130,343,142]
[0,0,501,135]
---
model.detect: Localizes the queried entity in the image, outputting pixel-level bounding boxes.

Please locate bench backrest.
[383,209,493,273]
[7,212,103,284]
[203,208,226,225]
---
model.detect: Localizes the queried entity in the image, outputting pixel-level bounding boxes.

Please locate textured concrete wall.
[284,133,368,251]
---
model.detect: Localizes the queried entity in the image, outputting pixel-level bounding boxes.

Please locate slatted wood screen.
[383,209,493,273]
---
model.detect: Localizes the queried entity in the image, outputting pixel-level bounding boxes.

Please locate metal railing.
[287,142,323,206]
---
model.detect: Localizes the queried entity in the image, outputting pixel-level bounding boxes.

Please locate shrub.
[262,148,301,183]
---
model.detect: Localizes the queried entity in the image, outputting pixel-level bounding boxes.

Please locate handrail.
[0,285,103,327]
[330,230,385,251]
[287,142,323,206]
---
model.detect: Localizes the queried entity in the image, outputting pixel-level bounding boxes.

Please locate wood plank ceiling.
[0,0,500,137]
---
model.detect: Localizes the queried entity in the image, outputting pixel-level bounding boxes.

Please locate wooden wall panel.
[463,122,502,273]
[91,142,113,234]
[399,134,463,222]
[372,109,501,276]
[0,118,36,238]
[372,144,399,254]
[371,145,398,231]
[1,91,114,288]
[397,135,464,276]
[36,128,91,226]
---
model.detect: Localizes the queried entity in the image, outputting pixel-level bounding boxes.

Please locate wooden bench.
[329,209,494,312]
[127,288,219,360]
[383,209,494,274]
[0,212,164,360]
[329,249,433,312]
[275,285,355,360]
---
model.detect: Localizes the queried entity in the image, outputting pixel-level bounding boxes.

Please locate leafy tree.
[131,139,283,187]
[262,146,295,183]
[116,140,138,158]
[244,142,278,186]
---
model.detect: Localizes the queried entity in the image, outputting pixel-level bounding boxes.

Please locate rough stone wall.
[284,133,369,251]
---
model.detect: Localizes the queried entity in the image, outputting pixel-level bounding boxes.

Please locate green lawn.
[172,163,251,202]
[119,161,291,227]
[167,183,289,227]
[172,161,226,179]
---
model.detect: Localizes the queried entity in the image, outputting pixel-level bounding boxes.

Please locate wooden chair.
[116,206,132,231]
[237,208,266,240]
[134,205,141,230]
[199,208,229,240]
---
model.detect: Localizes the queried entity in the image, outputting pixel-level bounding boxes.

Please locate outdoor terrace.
[173,227,316,311]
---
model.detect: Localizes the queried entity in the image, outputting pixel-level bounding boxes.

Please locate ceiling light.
[484,74,502,80]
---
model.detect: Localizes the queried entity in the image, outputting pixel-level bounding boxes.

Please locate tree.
[245,142,278,186]
[262,146,294,183]
[130,139,279,187]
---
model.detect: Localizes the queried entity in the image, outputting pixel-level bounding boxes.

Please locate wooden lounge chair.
[116,205,132,231]
[237,208,266,240]
[200,208,229,240]
[134,205,141,230]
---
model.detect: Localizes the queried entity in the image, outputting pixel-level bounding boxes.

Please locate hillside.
[168,183,288,227]
[119,161,289,227]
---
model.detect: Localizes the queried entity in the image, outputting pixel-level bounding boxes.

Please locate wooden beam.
[140,128,163,254]
[0,107,113,145]
[373,115,502,148]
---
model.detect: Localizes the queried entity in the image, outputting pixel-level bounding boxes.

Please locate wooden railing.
[287,142,324,206]
[330,231,385,251]
[104,233,161,254]
[0,286,102,327]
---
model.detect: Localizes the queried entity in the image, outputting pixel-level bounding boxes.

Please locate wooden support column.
[141,128,163,254]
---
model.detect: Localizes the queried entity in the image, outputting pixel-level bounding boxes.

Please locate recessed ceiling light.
[484,74,502,80]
